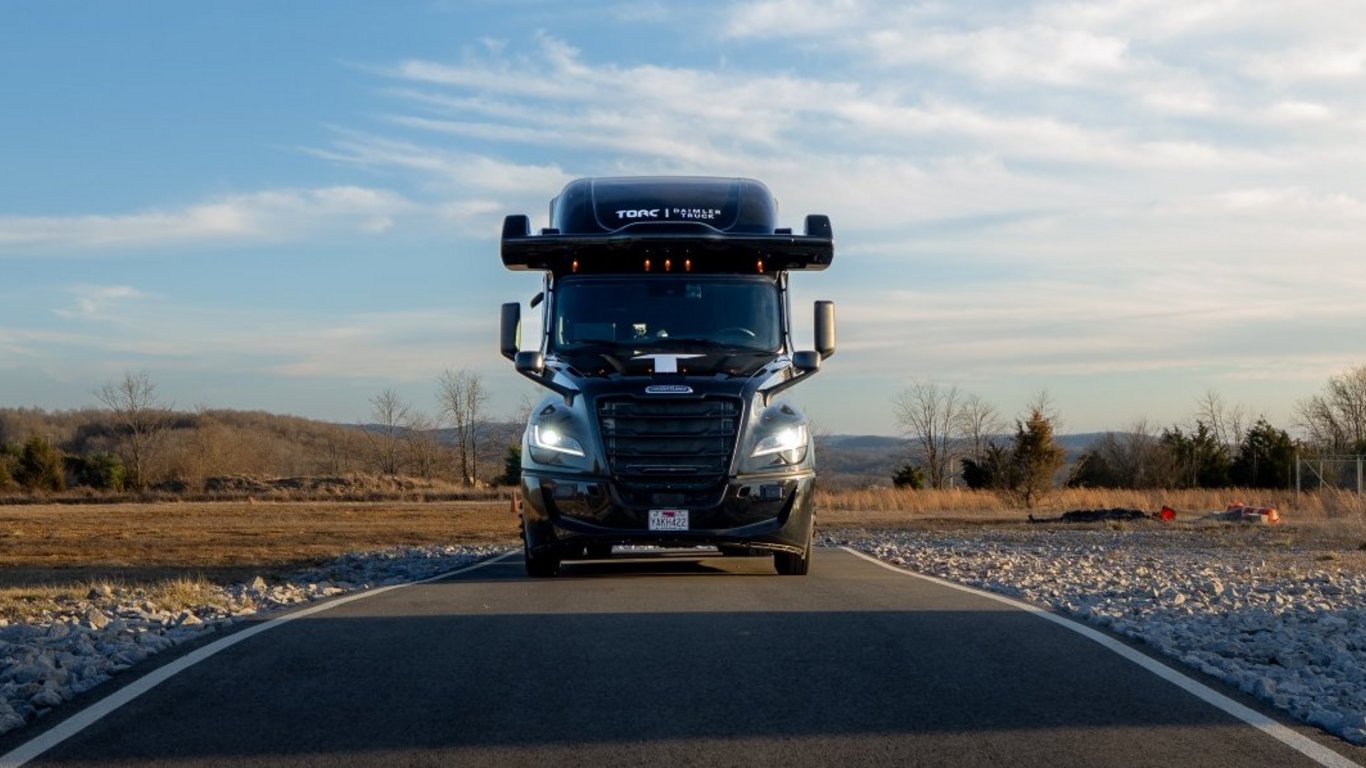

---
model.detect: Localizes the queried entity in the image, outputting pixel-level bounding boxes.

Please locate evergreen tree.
[1008,409,1066,509]
[1231,419,1296,488]
[1161,422,1230,488]
[961,441,1010,490]
[892,462,925,489]
[495,444,522,486]
[78,453,127,491]
[15,433,65,492]
[0,443,16,490]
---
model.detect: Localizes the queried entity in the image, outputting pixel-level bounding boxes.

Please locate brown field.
[0,500,519,590]
[3,488,1364,620]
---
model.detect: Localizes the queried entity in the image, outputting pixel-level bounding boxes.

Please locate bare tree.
[94,371,169,490]
[367,388,412,475]
[402,410,441,479]
[893,381,963,489]
[1296,365,1366,453]
[1194,390,1247,451]
[956,392,1003,462]
[437,369,489,486]
[1080,419,1177,489]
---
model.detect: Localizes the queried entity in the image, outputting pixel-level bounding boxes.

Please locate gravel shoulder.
[833,519,1366,748]
[0,545,506,737]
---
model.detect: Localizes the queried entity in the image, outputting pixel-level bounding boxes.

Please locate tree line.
[0,370,523,494]
[892,364,1366,503]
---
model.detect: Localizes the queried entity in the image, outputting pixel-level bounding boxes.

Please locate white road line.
[840,546,1363,768]
[0,551,517,768]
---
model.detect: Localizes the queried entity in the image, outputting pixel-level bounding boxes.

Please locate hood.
[553,348,777,378]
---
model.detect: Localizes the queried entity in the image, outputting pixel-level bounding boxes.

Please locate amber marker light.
[684,258,692,272]
[665,258,672,272]
[644,258,651,272]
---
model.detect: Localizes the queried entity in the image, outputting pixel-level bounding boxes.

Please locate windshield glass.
[551,275,782,354]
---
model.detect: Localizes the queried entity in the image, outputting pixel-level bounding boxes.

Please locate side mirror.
[500,302,521,361]
[814,300,836,359]
[793,350,821,372]
[515,350,545,375]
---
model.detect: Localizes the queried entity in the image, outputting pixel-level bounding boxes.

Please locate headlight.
[530,424,585,458]
[750,424,808,465]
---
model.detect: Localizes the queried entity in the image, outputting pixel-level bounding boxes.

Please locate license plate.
[648,509,689,531]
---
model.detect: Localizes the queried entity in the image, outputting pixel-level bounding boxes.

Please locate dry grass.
[3,488,1364,615]
[0,499,519,590]
[0,499,520,620]
[816,486,1366,522]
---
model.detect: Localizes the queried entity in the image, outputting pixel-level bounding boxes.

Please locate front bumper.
[519,471,816,556]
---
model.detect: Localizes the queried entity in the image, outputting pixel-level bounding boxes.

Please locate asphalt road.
[4,548,1358,767]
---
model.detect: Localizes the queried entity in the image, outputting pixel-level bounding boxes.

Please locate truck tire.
[522,522,560,578]
[525,546,560,578]
[773,519,813,576]
[773,547,810,575]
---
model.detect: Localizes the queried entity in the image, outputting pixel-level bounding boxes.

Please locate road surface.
[3,548,1358,767]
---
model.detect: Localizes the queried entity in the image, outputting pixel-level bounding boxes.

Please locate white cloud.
[53,284,151,320]
[722,0,871,39]
[0,186,416,254]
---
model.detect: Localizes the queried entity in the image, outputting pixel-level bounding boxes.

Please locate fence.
[1295,453,1364,501]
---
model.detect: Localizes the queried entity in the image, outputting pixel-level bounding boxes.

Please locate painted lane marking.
[0,551,517,768]
[839,546,1362,768]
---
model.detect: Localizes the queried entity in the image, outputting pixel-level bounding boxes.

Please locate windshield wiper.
[649,336,771,352]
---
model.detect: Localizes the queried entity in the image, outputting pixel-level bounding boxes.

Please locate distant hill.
[4,404,1105,493]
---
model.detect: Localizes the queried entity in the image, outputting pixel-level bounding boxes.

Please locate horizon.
[4,2,1365,436]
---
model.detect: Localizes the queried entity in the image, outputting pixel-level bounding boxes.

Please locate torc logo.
[616,209,660,219]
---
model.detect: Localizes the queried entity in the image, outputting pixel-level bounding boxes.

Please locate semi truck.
[499,176,835,577]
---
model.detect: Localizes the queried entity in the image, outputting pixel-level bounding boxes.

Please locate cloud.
[0,186,416,254]
[53,284,151,320]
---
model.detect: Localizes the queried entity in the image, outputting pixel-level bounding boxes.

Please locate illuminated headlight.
[750,424,809,463]
[530,424,586,458]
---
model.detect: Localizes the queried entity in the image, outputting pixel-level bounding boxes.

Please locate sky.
[2,0,1365,436]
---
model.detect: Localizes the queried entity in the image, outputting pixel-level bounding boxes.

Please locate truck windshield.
[551,275,782,354]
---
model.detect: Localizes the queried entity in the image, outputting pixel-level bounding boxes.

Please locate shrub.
[76,452,127,491]
[892,462,925,489]
[494,444,522,486]
[15,433,65,492]
[0,446,15,490]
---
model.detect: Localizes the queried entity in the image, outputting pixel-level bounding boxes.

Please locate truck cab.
[499,176,835,577]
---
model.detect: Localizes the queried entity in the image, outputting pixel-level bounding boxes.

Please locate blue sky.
[3,0,1365,435]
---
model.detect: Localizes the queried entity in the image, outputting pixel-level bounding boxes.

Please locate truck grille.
[597,396,740,505]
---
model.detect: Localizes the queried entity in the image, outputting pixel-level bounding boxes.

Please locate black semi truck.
[499,176,835,577]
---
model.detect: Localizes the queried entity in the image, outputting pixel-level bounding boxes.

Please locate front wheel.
[774,524,812,576]
[522,521,560,578]
[525,545,560,578]
[773,547,810,575]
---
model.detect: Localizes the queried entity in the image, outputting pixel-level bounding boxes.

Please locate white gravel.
[0,545,504,737]
[833,527,1366,747]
